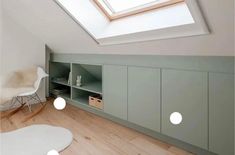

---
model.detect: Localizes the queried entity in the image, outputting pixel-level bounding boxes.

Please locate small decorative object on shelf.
[76,75,82,86]
[68,72,72,85]
[89,95,103,109]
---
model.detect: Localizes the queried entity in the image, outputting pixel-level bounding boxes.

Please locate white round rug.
[0,124,73,155]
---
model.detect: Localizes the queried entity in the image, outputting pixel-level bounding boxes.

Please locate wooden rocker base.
[21,103,47,123]
[0,102,47,123]
[0,103,26,119]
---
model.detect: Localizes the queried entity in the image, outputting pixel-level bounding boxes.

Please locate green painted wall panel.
[209,73,234,155]
[162,69,208,149]
[128,67,161,132]
[49,54,234,155]
[103,65,128,120]
[51,54,234,74]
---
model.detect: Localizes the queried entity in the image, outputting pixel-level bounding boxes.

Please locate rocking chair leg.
[22,102,46,122]
[9,97,17,109]
[26,100,32,112]
[26,93,44,112]
[35,93,44,106]
[0,99,26,119]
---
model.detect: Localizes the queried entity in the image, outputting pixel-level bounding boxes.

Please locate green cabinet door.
[103,65,127,120]
[209,73,234,155]
[128,67,161,132]
[162,69,208,149]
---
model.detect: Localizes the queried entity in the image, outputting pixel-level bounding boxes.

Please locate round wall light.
[53,97,66,110]
[170,112,183,125]
[47,149,59,155]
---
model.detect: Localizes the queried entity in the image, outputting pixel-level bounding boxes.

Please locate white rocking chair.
[10,67,48,112]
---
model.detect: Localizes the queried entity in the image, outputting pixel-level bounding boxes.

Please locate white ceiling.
[2,0,234,56]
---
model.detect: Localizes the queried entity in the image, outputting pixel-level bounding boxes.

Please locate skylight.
[55,0,209,45]
[94,0,185,20]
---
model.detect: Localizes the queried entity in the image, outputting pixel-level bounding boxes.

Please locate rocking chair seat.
[1,87,35,105]
[0,67,48,108]
[17,87,36,96]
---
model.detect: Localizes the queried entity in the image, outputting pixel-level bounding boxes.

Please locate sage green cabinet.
[103,65,128,120]
[209,73,234,155]
[128,67,161,132]
[162,69,208,149]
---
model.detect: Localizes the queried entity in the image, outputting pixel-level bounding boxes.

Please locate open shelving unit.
[49,62,103,110]
[49,62,71,99]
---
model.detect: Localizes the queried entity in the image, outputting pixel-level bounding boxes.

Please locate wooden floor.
[0,99,194,155]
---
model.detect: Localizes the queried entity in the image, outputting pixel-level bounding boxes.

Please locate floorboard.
[0,99,194,155]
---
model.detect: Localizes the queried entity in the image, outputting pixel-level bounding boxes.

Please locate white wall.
[0,0,3,79]
[1,9,46,100]
[2,0,234,56]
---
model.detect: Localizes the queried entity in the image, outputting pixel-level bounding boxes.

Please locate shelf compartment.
[73,97,89,105]
[72,88,101,107]
[72,81,102,94]
[72,63,102,93]
[50,83,71,99]
[50,62,71,87]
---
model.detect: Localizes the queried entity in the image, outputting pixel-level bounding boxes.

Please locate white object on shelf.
[76,75,82,86]
[68,72,72,85]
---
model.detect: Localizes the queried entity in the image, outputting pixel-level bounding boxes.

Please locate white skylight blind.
[94,0,185,20]
[105,0,158,13]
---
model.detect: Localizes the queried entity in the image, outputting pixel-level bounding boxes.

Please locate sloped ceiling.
[2,0,234,56]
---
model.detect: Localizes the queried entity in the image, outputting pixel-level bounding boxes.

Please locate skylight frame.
[94,0,185,20]
[54,0,209,45]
